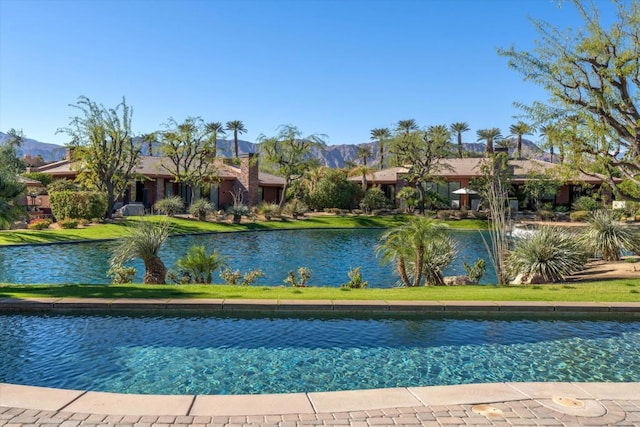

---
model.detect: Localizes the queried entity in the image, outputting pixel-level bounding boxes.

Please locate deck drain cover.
[472,404,504,418]
[552,397,585,408]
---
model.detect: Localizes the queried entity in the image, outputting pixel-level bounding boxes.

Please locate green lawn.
[0,215,487,245]
[1,279,639,302]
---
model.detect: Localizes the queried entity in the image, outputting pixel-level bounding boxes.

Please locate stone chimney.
[65,147,75,161]
[238,153,259,206]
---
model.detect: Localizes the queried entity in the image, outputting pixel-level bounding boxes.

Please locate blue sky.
[0,0,620,147]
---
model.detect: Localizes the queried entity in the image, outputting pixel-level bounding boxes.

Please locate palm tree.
[174,244,226,284]
[356,145,373,189]
[376,217,455,286]
[141,132,156,156]
[450,122,470,158]
[110,221,171,284]
[509,121,533,159]
[225,120,247,158]
[204,121,226,158]
[396,119,419,136]
[370,127,391,169]
[539,124,558,163]
[476,128,502,155]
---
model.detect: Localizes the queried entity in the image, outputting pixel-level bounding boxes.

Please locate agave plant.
[376,217,455,286]
[580,210,638,261]
[110,221,171,284]
[506,226,587,283]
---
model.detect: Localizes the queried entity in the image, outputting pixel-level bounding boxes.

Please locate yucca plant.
[580,210,638,261]
[188,198,214,221]
[257,202,281,220]
[110,221,171,284]
[154,196,184,216]
[506,226,588,283]
[172,244,226,284]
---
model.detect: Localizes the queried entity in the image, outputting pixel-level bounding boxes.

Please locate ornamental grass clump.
[581,210,638,261]
[154,196,184,216]
[188,198,214,221]
[506,226,588,283]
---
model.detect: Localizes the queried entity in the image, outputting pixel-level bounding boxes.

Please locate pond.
[1,311,637,395]
[0,229,495,286]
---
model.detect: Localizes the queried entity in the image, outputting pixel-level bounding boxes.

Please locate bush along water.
[284,267,312,287]
[342,266,368,289]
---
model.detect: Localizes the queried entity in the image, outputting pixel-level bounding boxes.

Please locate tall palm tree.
[370,127,391,169]
[396,119,418,136]
[450,122,470,158]
[110,221,171,284]
[356,145,373,189]
[376,217,455,286]
[204,121,226,158]
[509,121,533,159]
[539,124,557,163]
[141,132,156,156]
[225,120,247,158]
[476,128,503,155]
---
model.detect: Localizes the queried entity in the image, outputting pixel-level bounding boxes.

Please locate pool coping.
[1,297,639,314]
[1,382,639,416]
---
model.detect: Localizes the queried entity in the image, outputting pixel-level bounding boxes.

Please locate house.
[31,149,285,212]
[350,158,608,210]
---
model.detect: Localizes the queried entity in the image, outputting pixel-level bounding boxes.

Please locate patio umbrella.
[452,187,478,195]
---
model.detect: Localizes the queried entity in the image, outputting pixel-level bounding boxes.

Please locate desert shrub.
[306,169,360,210]
[257,202,281,220]
[569,210,590,222]
[27,218,51,230]
[220,268,265,286]
[396,187,419,213]
[188,198,214,220]
[341,266,368,289]
[49,190,108,220]
[536,210,555,221]
[107,265,137,284]
[77,218,90,226]
[457,209,469,219]
[463,258,486,284]
[284,267,312,287]
[473,211,488,220]
[436,210,453,220]
[58,219,78,229]
[227,203,251,223]
[506,226,588,283]
[283,199,308,219]
[154,196,184,216]
[359,187,387,213]
[572,196,601,212]
[580,210,639,261]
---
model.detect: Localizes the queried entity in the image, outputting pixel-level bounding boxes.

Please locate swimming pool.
[0,229,496,286]
[1,311,637,395]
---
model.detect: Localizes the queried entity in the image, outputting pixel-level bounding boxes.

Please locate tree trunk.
[412,245,424,287]
[396,256,411,287]
[143,256,167,284]
[279,181,289,208]
[457,134,463,158]
[416,183,426,215]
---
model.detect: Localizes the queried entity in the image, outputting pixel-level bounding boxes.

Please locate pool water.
[0,229,496,286]
[1,311,638,395]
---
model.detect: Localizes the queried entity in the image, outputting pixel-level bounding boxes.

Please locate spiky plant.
[110,221,171,284]
[376,217,455,286]
[154,196,184,216]
[506,226,588,283]
[581,210,638,261]
[173,245,226,284]
[188,198,214,221]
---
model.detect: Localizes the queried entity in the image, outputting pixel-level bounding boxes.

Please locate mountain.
[0,132,67,162]
[4,132,548,167]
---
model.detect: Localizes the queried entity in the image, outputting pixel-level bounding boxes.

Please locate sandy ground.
[568,257,640,282]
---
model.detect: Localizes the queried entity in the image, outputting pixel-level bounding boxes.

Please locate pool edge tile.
[572,382,640,400]
[278,300,334,311]
[191,393,314,416]
[409,383,528,405]
[62,391,193,416]
[0,383,84,411]
[308,388,421,413]
[222,299,279,311]
[165,298,224,310]
[507,382,595,399]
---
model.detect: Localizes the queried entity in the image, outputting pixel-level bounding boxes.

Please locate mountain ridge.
[0,132,547,167]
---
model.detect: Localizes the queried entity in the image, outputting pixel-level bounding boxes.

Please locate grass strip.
[1,279,639,302]
[0,215,487,246]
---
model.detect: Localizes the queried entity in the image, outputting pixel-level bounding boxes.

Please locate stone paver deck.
[1,299,638,425]
[1,382,639,426]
